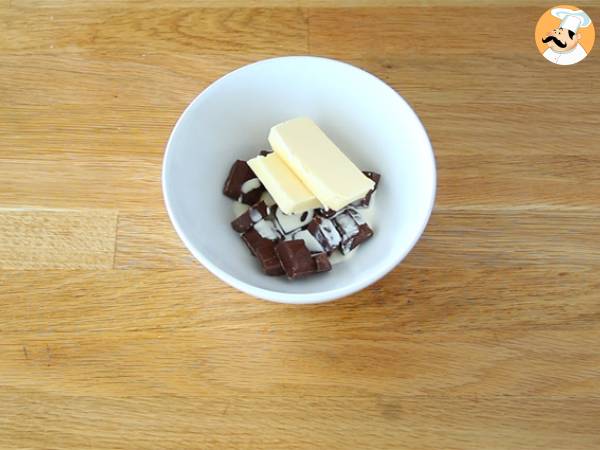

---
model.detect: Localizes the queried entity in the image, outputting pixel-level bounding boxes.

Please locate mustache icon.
[542,35,567,48]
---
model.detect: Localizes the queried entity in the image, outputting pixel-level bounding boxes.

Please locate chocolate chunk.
[241,189,262,205]
[334,209,373,254]
[307,216,341,254]
[275,240,318,279]
[255,243,285,276]
[231,201,269,233]
[241,228,271,256]
[223,160,254,199]
[241,229,284,275]
[223,160,265,205]
[313,253,332,273]
[353,171,381,207]
[232,213,252,234]
[239,177,264,205]
[350,223,374,250]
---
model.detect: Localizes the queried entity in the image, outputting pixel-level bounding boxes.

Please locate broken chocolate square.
[223,160,254,199]
[240,179,264,205]
[312,252,332,273]
[223,160,265,205]
[334,208,373,254]
[307,216,342,254]
[275,240,318,279]
[255,243,285,276]
[231,201,269,233]
[350,223,373,250]
[241,228,271,256]
[353,171,381,208]
[241,229,284,275]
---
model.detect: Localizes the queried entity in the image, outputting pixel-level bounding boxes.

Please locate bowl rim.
[162,55,437,304]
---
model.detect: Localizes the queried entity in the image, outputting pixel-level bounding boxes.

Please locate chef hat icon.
[551,8,592,33]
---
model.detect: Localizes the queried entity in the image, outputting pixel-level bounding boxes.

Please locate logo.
[535,5,594,65]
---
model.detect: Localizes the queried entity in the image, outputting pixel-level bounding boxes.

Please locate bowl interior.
[163,56,435,302]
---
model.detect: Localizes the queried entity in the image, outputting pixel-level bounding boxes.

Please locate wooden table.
[2,1,599,448]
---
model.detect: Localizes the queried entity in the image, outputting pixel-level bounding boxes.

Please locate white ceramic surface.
[162,56,436,304]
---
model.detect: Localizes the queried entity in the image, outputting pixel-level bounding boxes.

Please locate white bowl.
[163,56,436,304]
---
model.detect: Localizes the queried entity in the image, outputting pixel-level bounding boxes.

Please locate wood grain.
[8,0,598,6]
[114,212,196,268]
[0,156,163,209]
[1,294,599,398]
[0,54,259,109]
[1,1,600,449]
[1,393,598,450]
[0,7,308,56]
[2,265,599,336]
[0,208,117,269]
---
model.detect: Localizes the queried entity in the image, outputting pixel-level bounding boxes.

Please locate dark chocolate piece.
[334,208,373,254]
[313,253,332,273]
[223,160,265,205]
[307,216,342,254]
[241,228,271,256]
[353,171,381,208]
[255,244,285,276]
[223,160,255,200]
[275,240,317,279]
[238,175,265,205]
[350,223,374,250]
[240,186,264,205]
[231,201,269,233]
[241,229,284,275]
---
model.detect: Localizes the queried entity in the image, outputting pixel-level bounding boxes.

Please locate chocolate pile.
[223,158,380,279]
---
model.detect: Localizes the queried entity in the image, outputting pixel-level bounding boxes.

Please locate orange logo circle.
[535,5,595,65]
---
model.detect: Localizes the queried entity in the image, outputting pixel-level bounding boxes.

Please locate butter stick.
[269,117,375,211]
[247,153,322,214]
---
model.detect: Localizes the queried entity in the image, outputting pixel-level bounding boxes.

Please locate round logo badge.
[535,5,595,65]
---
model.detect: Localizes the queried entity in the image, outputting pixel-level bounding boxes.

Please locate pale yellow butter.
[269,117,375,211]
[247,153,322,214]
